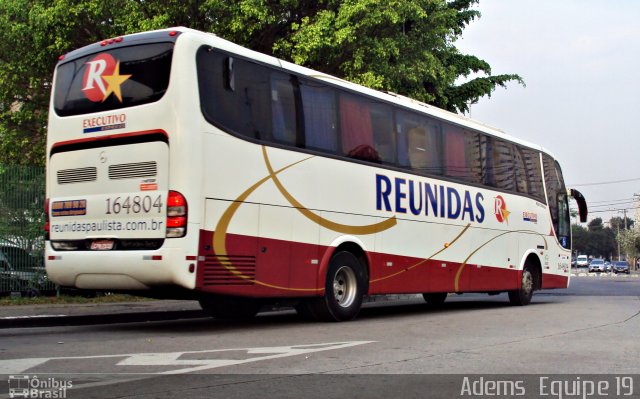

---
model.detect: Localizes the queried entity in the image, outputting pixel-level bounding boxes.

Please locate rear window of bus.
[53,42,173,116]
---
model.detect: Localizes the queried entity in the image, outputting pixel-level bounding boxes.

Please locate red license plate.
[90,240,114,250]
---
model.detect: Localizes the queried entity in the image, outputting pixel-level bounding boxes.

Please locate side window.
[513,146,528,194]
[480,135,495,187]
[522,149,544,200]
[443,124,482,184]
[543,154,570,248]
[396,110,443,175]
[197,48,271,139]
[299,80,338,153]
[339,93,379,162]
[493,140,515,191]
[370,103,395,164]
[270,73,298,146]
[463,131,483,185]
[443,124,467,180]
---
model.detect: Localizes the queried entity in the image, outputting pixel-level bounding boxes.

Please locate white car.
[576,255,589,268]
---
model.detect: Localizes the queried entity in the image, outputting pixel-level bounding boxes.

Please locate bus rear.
[45,29,198,293]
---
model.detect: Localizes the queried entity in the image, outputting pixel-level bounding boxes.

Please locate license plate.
[90,240,114,250]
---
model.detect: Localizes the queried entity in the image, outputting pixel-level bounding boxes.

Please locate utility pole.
[617,209,629,262]
[617,223,621,261]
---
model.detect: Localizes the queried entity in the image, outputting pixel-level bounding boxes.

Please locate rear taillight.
[44,198,50,240]
[166,191,187,238]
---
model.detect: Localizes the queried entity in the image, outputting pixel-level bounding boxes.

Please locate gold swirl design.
[211,146,398,291]
[261,146,397,235]
[370,223,471,283]
[453,230,548,292]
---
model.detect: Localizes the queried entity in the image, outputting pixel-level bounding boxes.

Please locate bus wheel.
[308,251,366,322]
[508,265,534,306]
[199,295,262,320]
[422,292,447,305]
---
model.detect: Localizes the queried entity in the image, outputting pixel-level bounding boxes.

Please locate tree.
[617,229,640,262]
[0,0,522,165]
[571,224,588,255]
[587,218,604,232]
[573,218,616,259]
[609,216,634,231]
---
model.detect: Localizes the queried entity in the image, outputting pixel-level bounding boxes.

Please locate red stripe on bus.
[50,129,168,152]
[195,230,568,297]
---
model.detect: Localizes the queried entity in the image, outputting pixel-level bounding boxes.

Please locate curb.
[571,272,639,278]
[0,309,206,329]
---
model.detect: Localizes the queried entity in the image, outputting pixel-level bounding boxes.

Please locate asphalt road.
[1,275,639,398]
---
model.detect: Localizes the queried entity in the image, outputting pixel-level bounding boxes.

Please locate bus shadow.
[101,295,552,334]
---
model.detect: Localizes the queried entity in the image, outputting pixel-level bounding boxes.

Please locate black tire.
[508,265,535,306]
[422,292,448,305]
[199,295,262,320]
[307,251,366,322]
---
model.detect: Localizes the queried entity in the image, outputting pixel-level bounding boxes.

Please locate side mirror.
[569,188,588,223]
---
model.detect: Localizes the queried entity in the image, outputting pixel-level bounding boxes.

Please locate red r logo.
[494,195,510,224]
[82,54,131,103]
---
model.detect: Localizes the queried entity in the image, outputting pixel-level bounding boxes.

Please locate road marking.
[0,315,67,320]
[0,341,375,375]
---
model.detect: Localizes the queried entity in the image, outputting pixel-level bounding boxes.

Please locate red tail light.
[166,191,187,238]
[44,198,50,240]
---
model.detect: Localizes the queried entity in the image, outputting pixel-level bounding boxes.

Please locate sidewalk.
[0,299,205,328]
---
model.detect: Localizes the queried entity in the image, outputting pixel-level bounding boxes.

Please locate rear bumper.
[45,241,197,290]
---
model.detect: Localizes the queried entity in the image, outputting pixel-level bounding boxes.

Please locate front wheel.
[508,265,535,306]
[306,251,366,322]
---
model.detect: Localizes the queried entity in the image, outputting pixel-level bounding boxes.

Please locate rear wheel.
[422,292,447,305]
[306,251,366,322]
[199,295,262,320]
[508,265,535,306]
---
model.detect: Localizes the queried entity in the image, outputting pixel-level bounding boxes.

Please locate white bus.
[45,27,587,321]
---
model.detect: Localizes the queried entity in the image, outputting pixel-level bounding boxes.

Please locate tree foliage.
[0,0,523,165]
[573,216,637,260]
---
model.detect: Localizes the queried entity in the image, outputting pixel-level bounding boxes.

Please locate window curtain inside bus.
[300,83,338,152]
[444,126,467,179]
[339,94,377,162]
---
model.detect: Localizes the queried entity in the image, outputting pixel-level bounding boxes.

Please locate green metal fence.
[0,164,55,295]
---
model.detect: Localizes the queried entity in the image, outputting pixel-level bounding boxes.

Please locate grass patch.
[0,294,151,306]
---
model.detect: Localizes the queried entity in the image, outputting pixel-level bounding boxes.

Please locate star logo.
[101,61,131,102]
[494,195,510,224]
[82,53,131,103]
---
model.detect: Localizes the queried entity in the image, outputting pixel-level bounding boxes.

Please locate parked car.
[588,259,606,273]
[604,261,612,272]
[612,261,630,274]
[0,244,47,295]
[576,255,589,268]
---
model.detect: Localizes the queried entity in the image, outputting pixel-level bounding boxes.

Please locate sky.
[455,0,640,226]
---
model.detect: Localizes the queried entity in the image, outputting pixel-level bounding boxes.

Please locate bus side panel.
[196,229,322,297]
[541,273,569,289]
